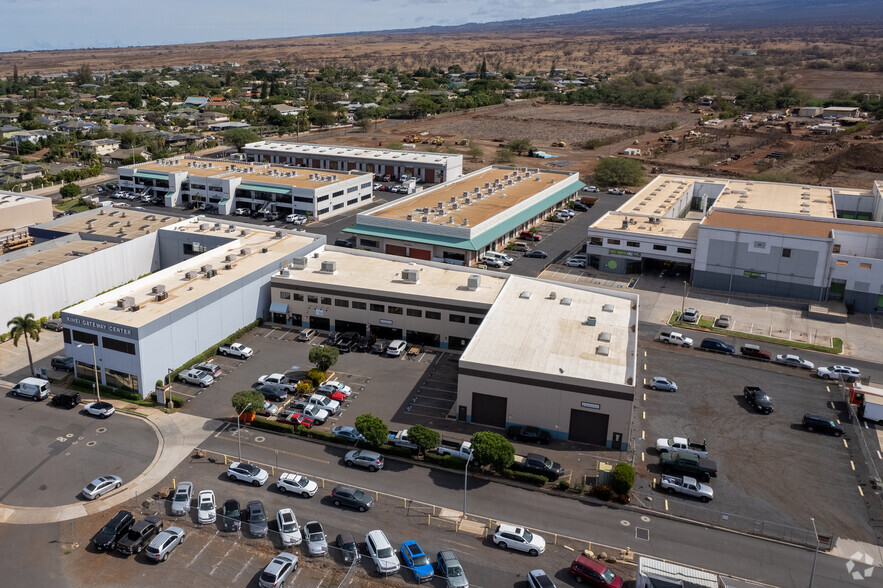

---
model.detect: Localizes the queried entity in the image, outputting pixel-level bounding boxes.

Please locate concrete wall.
[157,225,237,268]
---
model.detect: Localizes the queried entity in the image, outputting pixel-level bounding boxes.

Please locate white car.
[145,527,185,563]
[492,524,546,556]
[386,339,407,357]
[555,209,575,218]
[285,214,307,224]
[817,365,861,381]
[197,490,216,524]
[308,393,340,414]
[178,368,214,387]
[776,354,815,370]
[583,185,600,192]
[366,530,400,576]
[481,256,506,268]
[83,401,116,418]
[276,472,318,497]
[565,258,587,268]
[258,373,295,393]
[608,188,624,195]
[276,508,302,546]
[227,462,269,486]
[318,380,352,397]
[82,475,122,500]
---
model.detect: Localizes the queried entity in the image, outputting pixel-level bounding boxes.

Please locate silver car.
[259,552,299,588]
[170,482,193,515]
[82,475,122,500]
[145,527,185,563]
[345,449,384,472]
[178,368,214,387]
[303,521,328,556]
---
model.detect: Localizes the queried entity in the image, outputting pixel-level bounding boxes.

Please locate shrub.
[355,413,389,447]
[471,431,514,472]
[308,345,339,372]
[592,484,613,501]
[39,316,48,325]
[306,369,326,386]
[501,469,548,486]
[251,416,294,435]
[0,333,8,343]
[557,480,571,491]
[423,452,468,469]
[406,424,441,454]
[232,389,265,414]
[296,380,312,395]
[52,311,61,319]
[610,462,636,496]
[584,138,602,150]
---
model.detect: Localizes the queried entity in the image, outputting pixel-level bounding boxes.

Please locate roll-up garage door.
[386,244,407,256]
[568,409,609,446]
[408,248,431,260]
[471,392,507,429]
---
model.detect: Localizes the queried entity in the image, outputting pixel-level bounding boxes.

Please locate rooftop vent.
[548,291,557,300]
[155,291,169,302]
[152,285,166,294]
[116,296,135,309]
[200,223,210,231]
[240,229,251,237]
[240,247,251,255]
[560,297,572,306]
[261,247,269,253]
[602,303,614,312]
[407,214,413,221]
[421,216,429,223]
[585,316,597,326]
[275,230,283,239]
[401,268,420,283]
[213,223,221,230]
[201,264,213,274]
[320,260,337,273]
[598,332,612,342]
[519,290,532,299]
[596,345,610,356]
[463,218,469,226]
[467,274,481,291]
[185,271,198,280]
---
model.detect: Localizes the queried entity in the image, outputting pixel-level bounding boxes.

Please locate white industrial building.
[0,191,54,232]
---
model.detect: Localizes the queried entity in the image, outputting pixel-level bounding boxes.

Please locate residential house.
[196,111,229,127]
[76,138,121,156]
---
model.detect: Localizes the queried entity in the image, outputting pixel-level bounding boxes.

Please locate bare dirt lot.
[790,69,883,99]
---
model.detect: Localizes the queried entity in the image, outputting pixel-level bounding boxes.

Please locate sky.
[0,0,650,53]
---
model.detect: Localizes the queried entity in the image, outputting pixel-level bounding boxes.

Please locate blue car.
[400,540,433,583]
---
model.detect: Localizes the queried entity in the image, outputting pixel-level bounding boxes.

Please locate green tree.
[308,344,339,372]
[610,462,636,496]
[7,313,41,376]
[494,148,516,164]
[223,128,261,152]
[354,413,389,448]
[73,65,93,86]
[406,424,441,455]
[466,138,483,162]
[59,183,81,199]
[506,138,532,156]
[231,389,265,416]
[479,58,488,80]
[594,157,644,186]
[470,431,514,471]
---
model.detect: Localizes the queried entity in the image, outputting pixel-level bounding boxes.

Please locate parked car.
[246,500,269,537]
[715,314,732,329]
[276,508,302,546]
[802,413,844,436]
[82,475,122,500]
[650,376,678,392]
[304,521,328,556]
[437,549,469,588]
[308,393,340,414]
[145,527,185,563]
[259,386,288,403]
[50,355,75,372]
[51,389,80,409]
[43,318,63,331]
[583,186,600,192]
[192,361,222,378]
[276,472,318,497]
[386,339,407,357]
[681,307,699,323]
[334,238,356,248]
[519,231,542,241]
[527,569,557,588]
[83,401,116,418]
[493,524,545,556]
[261,400,280,417]
[332,426,365,443]
[400,539,433,582]
[331,484,374,512]
[92,510,135,552]
[569,553,624,587]
[776,354,814,370]
[257,373,295,393]
[565,258,587,268]
[524,250,548,259]
[227,462,269,486]
[699,338,735,355]
[318,380,352,397]
[508,425,551,445]
[817,365,861,381]
[296,328,317,342]
[325,332,344,346]
[481,256,506,268]
[259,552,299,588]
[296,403,329,424]
[219,499,241,532]
[366,529,400,575]
[116,515,163,555]
[607,188,624,195]
[178,368,214,387]
[345,449,384,471]
[170,481,193,515]
[740,344,771,361]
[277,411,316,428]
[743,386,774,414]
[571,201,589,212]
[197,490,216,524]
[336,532,360,564]
[371,339,391,354]
[355,335,377,352]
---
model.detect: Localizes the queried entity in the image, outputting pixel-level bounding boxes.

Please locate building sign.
[580,401,601,410]
[62,315,137,339]
[379,319,393,325]
[608,248,641,258]
[743,270,767,279]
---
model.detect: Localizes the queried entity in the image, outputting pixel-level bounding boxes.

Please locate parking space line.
[210,541,238,575]
[850,460,856,470]
[877,450,882,460]
[232,555,254,583]
[858,486,864,497]
[186,532,216,567]
[314,572,329,588]
[208,435,331,464]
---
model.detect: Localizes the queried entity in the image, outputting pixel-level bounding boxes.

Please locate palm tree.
[7,313,41,376]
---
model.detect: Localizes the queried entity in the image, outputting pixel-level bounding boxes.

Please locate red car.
[519,231,542,242]
[321,389,347,402]
[569,554,623,587]
[278,412,315,428]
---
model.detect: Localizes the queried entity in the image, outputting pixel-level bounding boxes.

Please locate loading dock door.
[386,244,407,256]
[471,392,507,429]
[335,320,366,334]
[408,248,431,261]
[568,409,609,446]
[309,316,331,331]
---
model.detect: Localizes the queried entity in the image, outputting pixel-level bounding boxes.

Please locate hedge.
[423,452,468,469]
[169,319,262,382]
[71,377,159,404]
[500,469,548,486]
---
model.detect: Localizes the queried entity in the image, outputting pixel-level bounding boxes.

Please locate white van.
[11,377,51,401]
[483,251,513,265]
[386,340,407,357]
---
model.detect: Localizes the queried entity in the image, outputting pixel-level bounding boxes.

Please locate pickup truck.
[657,331,693,347]
[655,436,708,458]
[511,453,565,481]
[435,440,474,461]
[660,475,713,502]
[218,342,253,359]
[388,429,418,450]
[659,451,718,482]
[257,373,296,394]
[116,515,163,555]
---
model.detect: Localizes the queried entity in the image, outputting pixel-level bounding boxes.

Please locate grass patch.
[667,311,843,354]
[56,197,89,213]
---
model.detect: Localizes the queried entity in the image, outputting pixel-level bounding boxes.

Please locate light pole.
[236,402,259,462]
[76,342,101,403]
[681,280,688,321]
[462,452,473,520]
[809,516,819,588]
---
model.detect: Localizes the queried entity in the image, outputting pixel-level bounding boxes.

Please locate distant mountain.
[388,0,883,34]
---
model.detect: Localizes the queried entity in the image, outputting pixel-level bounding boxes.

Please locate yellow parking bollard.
[428,515,431,527]
[554,534,558,545]
[172,478,176,489]
[224,454,228,465]
[375,491,379,502]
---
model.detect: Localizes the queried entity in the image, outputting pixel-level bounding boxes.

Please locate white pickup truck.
[656,436,708,458]
[218,342,254,358]
[657,331,693,347]
[435,440,474,461]
[660,474,713,502]
[388,429,418,450]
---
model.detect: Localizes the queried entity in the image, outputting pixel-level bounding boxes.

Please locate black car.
[92,510,135,552]
[802,414,844,437]
[330,485,374,512]
[51,355,75,372]
[354,335,377,352]
[246,500,268,537]
[336,532,361,564]
[524,250,548,259]
[336,331,360,352]
[699,338,736,355]
[51,390,81,409]
[571,202,589,211]
[325,332,344,346]
[259,386,287,403]
[219,499,241,532]
[334,238,356,248]
[744,388,774,414]
[116,515,163,555]
[507,425,551,445]
[371,339,391,354]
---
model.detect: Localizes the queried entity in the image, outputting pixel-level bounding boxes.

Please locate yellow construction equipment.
[402,134,420,143]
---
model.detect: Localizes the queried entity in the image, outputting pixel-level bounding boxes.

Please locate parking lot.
[635,333,879,543]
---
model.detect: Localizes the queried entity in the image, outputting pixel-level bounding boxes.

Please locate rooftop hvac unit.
[320,260,337,273]
[224,263,233,270]
[117,296,135,309]
[120,211,127,218]
[464,218,469,226]
[422,216,429,223]
[240,229,251,236]
[152,285,166,294]
[449,215,454,223]
[585,316,597,326]
[279,269,290,277]
[452,203,459,210]
[463,191,469,198]
[261,247,269,253]
[155,291,169,302]
[185,271,198,280]
[535,176,541,181]
[621,219,629,229]
[213,223,221,230]
[275,230,283,238]
[484,182,490,188]
[201,264,213,273]
[289,256,307,269]
[467,274,481,291]
[437,201,444,209]
[130,304,140,312]
[406,214,413,221]
[225,254,236,262]
[401,268,419,283]
[464,197,471,205]
[450,196,457,203]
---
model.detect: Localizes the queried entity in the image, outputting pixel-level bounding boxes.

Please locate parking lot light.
[809,516,819,588]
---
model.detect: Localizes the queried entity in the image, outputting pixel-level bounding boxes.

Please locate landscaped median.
[667,310,843,354]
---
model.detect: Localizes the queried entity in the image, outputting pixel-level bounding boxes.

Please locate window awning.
[134,170,170,180]
[239,183,291,195]
[269,302,289,314]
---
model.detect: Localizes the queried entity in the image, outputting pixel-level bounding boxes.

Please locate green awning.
[345,181,585,251]
[134,170,170,180]
[238,183,291,195]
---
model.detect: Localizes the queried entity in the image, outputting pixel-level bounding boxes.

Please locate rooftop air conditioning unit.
[224,263,233,270]
[261,247,269,253]
[225,254,236,262]
[320,260,337,273]
[452,203,459,210]
[279,269,290,277]
[401,268,419,283]
[422,216,429,223]
[201,264,213,273]
[117,296,135,309]
[240,247,251,255]
[200,223,209,231]
[467,275,481,291]
[438,201,444,209]
[585,316,597,326]
[213,223,221,230]
[130,304,140,312]
[155,291,169,301]
[449,215,454,223]
[185,271,198,280]
[450,196,457,203]
[152,285,166,294]
[290,256,307,269]
[407,214,413,221]
[463,218,469,226]
[275,230,283,238]
[240,229,250,236]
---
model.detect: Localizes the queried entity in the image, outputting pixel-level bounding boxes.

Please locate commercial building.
[344,166,584,265]
[243,141,463,184]
[586,175,883,312]
[0,191,53,231]
[119,157,373,220]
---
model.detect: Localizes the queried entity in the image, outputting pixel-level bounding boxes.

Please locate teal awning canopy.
[134,170,170,180]
[238,183,291,195]
[269,302,289,314]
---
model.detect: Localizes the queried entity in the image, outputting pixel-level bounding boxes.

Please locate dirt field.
[790,69,883,99]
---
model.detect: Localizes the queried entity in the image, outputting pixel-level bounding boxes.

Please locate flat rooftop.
[594,212,700,240]
[0,191,46,209]
[620,175,709,217]
[46,208,184,237]
[714,180,835,218]
[273,249,507,306]
[0,239,116,285]
[702,210,883,238]
[70,223,318,328]
[245,141,462,165]
[461,275,635,386]
[370,167,574,227]
[130,158,367,188]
